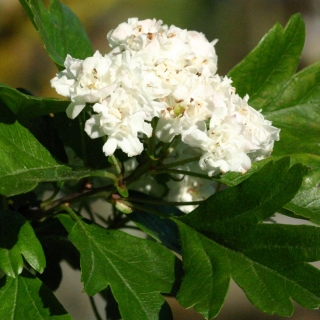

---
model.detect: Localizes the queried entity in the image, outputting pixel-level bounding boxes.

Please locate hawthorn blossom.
[51,17,280,173]
[107,18,220,142]
[84,87,152,157]
[50,51,120,118]
[107,18,164,51]
[183,93,280,175]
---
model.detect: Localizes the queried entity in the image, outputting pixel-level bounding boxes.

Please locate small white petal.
[102,138,118,156]
[84,114,105,139]
[66,101,86,119]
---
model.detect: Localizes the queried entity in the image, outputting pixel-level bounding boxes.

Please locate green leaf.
[226,14,320,229]
[178,157,306,242]
[284,167,320,225]
[56,214,76,234]
[0,83,69,118]
[18,0,37,29]
[35,216,80,290]
[174,158,311,318]
[216,157,273,187]
[20,0,93,68]
[218,153,320,188]
[228,13,305,109]
[61,215,177,320]
[0,120,117,196]
[287,153,320,169]
[258,154,320,226]
[116,184,129,198]
[228,14,320,162]
[0,210,46,277]
[0,269,72,319]
[52,112,109,169]
[284,155,320,225]
[0,83,69,163]
[264,62,320,157]
[176,222,320,319]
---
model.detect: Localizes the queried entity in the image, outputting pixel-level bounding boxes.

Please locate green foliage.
[60,214,177,320]
[0,269,72,319]
[0,83,69,118]
[227,12,320,230]
[265,63,320,157]
[0,210,46,277]
[229,13,320,162]
[0,120,116,196]
[215,156,272,186]
[284,167,320,225]
[19,0,93,68]
[228,13,305,110]
[174,158,313,318]
[1,2,320,320]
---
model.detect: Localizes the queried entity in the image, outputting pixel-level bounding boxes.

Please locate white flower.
[107,18,163,51]
[166,162,217,213]
[183,87,280,175]
[84,88,152,157]
[155,74,221,142]
[51,18,280,167]
[51,51,120,118]
[106,18,219,143]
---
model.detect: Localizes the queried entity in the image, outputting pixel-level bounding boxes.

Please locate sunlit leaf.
[0,121,116,196]
[228,14,320,163]
[60,215,177,320]
[264,63,320,157]
[228,13,305,109]
[19,0,93,68]
[227,13,320,234]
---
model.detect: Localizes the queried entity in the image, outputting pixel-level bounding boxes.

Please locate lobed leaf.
[218,153,320,188]
[264,62,320,157]
[280,155,320,225]
[0,269,72,319]
[228,13,305,110]
[216,157,272,187]
[176,222,320,319]
[284,166,320,225]
[0,210,46,277]
[228,13,320,229]
[60,215,177,320]
[180,158,306,234]
[228,14,320,163]
[174,158,316,319]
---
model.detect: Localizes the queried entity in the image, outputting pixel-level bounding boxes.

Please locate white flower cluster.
[51,18,280,175]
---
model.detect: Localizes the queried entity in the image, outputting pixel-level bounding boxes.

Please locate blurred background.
[1,0,320,97]
[1,0,320,319]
